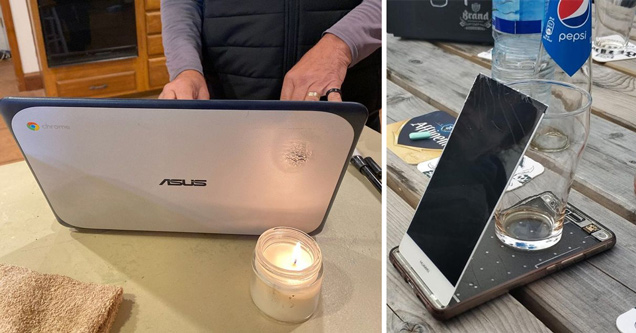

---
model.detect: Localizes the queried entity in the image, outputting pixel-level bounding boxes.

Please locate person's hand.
[159,70,210,100]
[280,33,352,102]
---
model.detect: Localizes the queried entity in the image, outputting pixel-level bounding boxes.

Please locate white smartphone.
[399,74,548,306]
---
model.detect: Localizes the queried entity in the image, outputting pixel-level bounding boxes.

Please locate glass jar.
[250,227,323,323]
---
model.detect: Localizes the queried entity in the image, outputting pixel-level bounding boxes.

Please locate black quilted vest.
[200,0,381,120]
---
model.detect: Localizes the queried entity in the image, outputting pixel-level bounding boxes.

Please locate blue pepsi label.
[542,0,592,76]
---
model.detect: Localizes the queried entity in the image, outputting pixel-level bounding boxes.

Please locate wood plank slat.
[387,35,636,223]
[435,42,491,69]
[387,81,439,123]
[602,58,636,78]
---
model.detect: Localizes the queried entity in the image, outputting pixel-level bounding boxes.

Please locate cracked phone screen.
[406,74,547,285]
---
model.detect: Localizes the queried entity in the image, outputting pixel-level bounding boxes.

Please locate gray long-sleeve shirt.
[161,0,381,81]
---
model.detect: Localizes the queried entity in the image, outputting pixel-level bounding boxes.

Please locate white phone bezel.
[617,308,636,333]
[399,235,456,305]
[398,78,547,307]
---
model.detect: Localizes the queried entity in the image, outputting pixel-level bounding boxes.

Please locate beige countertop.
[0,127,381,332]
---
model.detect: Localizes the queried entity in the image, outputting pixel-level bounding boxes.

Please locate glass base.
[497,230,562,251]
[530,128,570,152]
[495,209,562,251]
[594,38,628,53]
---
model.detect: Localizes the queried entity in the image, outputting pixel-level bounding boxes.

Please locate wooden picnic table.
[387,34,636,332]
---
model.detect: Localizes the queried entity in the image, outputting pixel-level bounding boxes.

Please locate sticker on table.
[592,38,636,62]
[478,48,492,61]
[416,155,545,191]
[386,111,455,165]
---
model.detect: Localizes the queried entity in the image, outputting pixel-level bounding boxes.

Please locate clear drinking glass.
[495,80,592,251]
[593,0,636,53]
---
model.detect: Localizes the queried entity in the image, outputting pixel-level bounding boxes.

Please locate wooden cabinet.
[29,0,170,97]
[144,1,169,89]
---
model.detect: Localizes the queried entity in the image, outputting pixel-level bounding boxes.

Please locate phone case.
[390,196,616,320]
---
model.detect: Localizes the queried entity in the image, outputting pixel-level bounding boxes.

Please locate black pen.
[363,156,382,180]
[350,149,382,193]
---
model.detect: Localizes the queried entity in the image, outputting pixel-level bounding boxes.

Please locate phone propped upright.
[397,74,548,307]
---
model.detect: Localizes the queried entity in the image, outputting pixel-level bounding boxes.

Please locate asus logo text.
[159,179,207,186]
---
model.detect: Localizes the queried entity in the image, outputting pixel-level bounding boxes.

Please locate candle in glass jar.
[250,227,323,323]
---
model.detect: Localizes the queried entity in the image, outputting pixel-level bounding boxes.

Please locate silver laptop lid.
[1,98,367,235]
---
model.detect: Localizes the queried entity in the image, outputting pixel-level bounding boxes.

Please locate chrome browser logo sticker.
[558,0,590,28]
[27,122,40,131]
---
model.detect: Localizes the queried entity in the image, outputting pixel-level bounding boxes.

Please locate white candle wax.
[250,227,323,323]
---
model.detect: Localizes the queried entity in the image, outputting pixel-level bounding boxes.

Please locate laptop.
[0,98,367,235]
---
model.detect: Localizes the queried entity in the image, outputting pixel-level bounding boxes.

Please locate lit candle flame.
[292,242,301,266]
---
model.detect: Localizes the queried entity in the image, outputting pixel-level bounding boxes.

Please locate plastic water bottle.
[492,0,592,93]
[492,0,555,82]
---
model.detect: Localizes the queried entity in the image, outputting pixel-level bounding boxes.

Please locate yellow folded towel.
[0,264,123,333]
